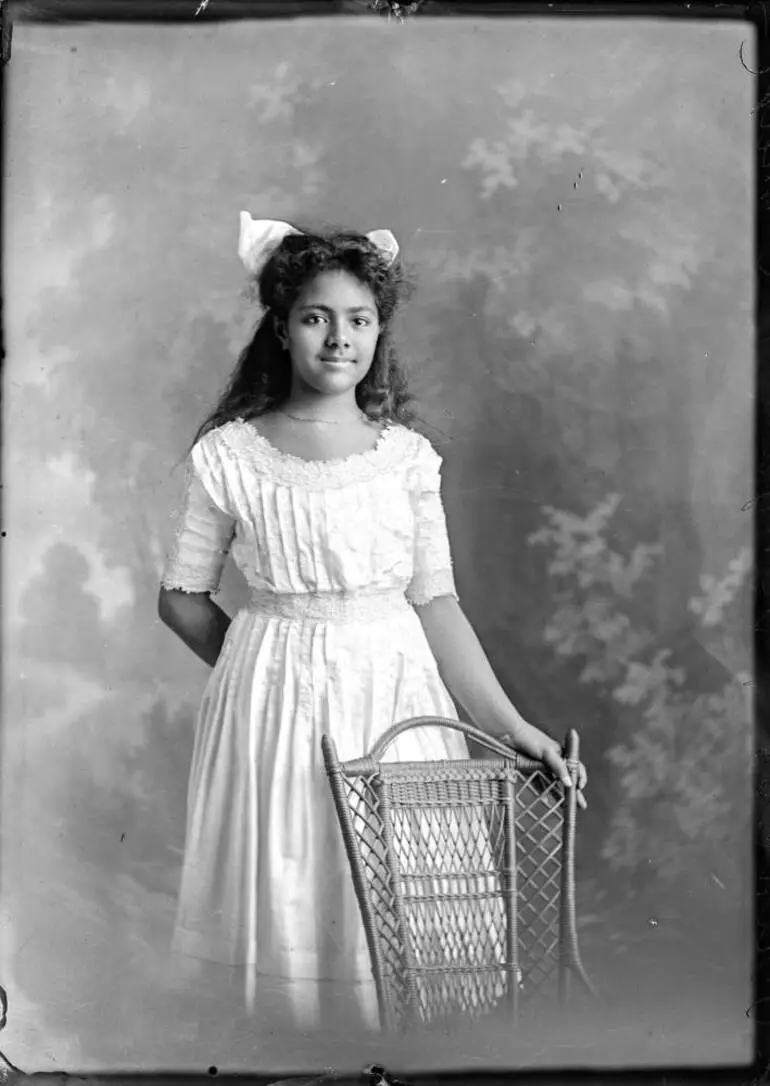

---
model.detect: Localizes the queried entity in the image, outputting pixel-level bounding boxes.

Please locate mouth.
[320,356,354,366]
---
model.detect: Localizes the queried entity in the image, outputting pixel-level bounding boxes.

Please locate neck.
[282,390,361,422]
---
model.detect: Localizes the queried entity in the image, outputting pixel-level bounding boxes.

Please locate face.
[280,270,381,399]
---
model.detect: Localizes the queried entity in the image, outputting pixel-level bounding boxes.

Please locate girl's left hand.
[499,729,588,809]
[540,745,588,810]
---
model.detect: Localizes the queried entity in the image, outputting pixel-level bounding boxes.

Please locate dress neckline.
[212,419,422,490]
[234,416,395,468]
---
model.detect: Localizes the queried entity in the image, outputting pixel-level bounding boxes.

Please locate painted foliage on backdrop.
[4,17,753,1070]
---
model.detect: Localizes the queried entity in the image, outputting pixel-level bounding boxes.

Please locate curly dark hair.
[193,228,416,445]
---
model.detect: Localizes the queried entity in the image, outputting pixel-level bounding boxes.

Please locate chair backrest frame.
[321,717,588,1032]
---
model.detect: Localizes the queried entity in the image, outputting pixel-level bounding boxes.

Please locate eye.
[304,313,326,325]
[352,317,371,327]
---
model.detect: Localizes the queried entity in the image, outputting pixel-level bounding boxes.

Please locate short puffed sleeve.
[161,433,236,595]
[405,437,458,606]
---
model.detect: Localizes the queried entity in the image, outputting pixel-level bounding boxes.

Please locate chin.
[316,369,362,391]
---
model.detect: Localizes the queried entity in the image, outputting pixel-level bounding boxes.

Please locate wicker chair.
[321,716,595,1033]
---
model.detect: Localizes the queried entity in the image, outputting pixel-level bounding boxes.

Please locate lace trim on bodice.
[216,419,419,489]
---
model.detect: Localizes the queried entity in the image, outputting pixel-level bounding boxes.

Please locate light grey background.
[3,15,755,1073]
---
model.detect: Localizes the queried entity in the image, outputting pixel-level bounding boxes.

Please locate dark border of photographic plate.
[0,0,766,1083]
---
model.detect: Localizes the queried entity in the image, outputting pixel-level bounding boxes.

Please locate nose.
[325,320,349,349]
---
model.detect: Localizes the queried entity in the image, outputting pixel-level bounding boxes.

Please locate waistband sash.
[245,588,411,623]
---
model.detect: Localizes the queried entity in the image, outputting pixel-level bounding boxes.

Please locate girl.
[158,214,587,1035]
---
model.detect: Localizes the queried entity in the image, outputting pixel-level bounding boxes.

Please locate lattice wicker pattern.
[322,717,593,1032]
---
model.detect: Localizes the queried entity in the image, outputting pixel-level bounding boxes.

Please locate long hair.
[193,229,416,446]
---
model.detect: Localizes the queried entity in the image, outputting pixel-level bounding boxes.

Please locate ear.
[273,314,289,350]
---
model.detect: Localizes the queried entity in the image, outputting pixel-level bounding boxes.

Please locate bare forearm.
[158,588,231,668]
[414,595,560,762]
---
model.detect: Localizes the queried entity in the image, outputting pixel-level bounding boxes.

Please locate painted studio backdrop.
[4,15,754,1075]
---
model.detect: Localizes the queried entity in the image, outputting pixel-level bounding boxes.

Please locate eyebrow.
[299,303,377,315]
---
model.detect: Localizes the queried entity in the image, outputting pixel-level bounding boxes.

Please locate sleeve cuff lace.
[405,569,458,606]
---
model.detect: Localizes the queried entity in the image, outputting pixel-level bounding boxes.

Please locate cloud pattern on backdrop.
[4,17,754,1073]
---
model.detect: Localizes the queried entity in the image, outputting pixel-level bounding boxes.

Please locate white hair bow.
[238,211,399,277]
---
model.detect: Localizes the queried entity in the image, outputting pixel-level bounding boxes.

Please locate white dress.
[161,418,470,1030]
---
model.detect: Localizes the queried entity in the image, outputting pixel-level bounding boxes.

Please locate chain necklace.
[280,408,366,425]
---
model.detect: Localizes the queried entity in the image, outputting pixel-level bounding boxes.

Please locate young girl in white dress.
[159,214,586,1035]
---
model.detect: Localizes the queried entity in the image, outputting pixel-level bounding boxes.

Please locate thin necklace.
[280,408,365,425]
